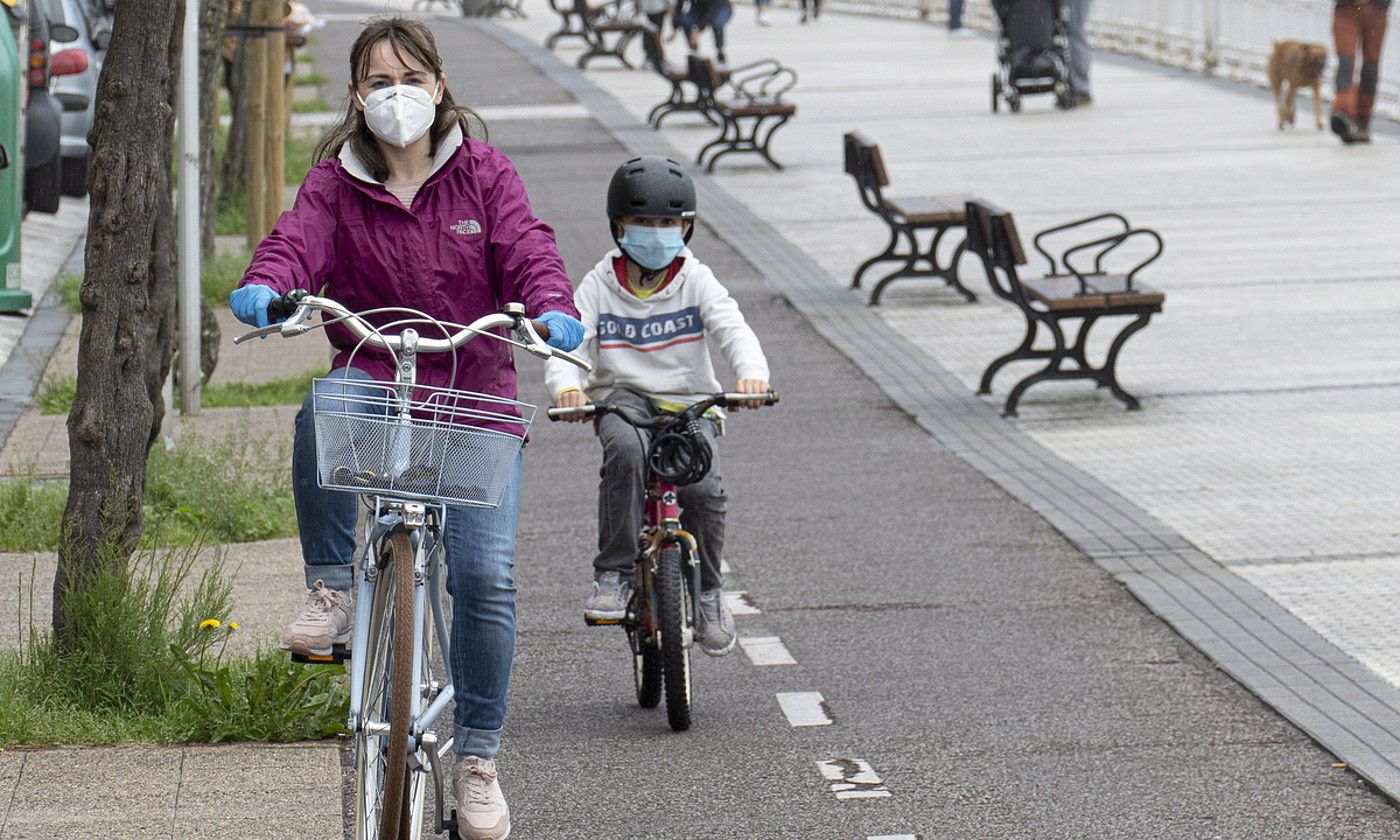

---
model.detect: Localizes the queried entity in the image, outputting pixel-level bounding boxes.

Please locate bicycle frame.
[633,475,703,640]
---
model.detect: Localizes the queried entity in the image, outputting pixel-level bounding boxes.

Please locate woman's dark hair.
[313,17,487,181]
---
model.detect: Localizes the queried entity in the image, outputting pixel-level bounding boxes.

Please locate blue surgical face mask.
[620,224,685,271]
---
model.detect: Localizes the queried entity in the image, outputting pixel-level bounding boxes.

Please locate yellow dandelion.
[227,621,239,631]
[199,619,222,630]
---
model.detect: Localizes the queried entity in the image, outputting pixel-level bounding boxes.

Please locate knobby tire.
[656,544,692,731]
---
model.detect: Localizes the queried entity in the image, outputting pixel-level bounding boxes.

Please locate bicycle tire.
[354,532,418,840]
[656,544,692,731]
[634,645,662,709]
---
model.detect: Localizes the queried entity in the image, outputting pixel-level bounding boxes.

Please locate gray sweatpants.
[594,388,727,592]
[1065,0,1093,94]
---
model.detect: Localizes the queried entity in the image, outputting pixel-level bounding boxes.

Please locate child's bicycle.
[234,290,588,840]
[547,391,778,731]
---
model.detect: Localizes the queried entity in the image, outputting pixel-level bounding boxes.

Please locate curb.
[0,237,82,454]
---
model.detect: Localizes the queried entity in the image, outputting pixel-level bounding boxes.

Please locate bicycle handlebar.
[233,290,591,370]
[545,391,779,423]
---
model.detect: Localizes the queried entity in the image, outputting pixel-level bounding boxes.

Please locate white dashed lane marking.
[817,758,892,800]
[776,692,833,727]
[724,591,761,615]
[739,635,797,666]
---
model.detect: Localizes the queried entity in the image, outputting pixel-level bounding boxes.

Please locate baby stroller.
[991,0,1072,112]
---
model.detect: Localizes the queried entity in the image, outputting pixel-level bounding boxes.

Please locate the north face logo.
[451,219,482,236]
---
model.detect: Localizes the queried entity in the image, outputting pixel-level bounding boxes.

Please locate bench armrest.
[727,62,797,103]
[1062,228,1164,290]
[1032,212,1130,275]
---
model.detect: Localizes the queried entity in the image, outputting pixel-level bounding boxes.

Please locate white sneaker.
[757,9,770,24]
[455,756,511,840]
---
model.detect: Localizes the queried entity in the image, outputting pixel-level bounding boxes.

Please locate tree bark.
[199,0,229,258]
[218,0,250,213]
[54,0,183,644]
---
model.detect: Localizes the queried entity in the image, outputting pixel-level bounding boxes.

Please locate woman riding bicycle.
[229,18,582,840]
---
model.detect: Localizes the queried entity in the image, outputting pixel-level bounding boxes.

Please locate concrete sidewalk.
[493,4,1400,800]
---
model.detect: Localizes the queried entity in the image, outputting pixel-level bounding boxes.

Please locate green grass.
[202,248,253,305]
[295,51,315,64]
[37,370,314,415]
[0,548,346,747]
[0,436,296,552]
[292,95,332,113]
[293,70,329,86]
[52,272,82,314]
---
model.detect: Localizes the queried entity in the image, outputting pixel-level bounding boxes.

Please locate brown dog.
[1268,40,1329,130]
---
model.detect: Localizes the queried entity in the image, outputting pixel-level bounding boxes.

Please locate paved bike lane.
[273,6,1400,837]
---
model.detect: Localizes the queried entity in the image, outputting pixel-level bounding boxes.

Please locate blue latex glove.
[537,310,584,352]
[229,284,279,328]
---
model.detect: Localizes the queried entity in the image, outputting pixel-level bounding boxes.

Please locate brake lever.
[232,324,283,344]
[512,317,553,360]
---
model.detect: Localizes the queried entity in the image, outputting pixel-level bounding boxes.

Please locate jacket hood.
[596,247,698,304]
[337,123,465,185]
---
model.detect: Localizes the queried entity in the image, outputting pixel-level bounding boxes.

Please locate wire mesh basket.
[311,378,534,509]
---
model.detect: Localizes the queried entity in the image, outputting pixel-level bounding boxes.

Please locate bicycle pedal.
[584,615,624,626]
[289,643,351,665]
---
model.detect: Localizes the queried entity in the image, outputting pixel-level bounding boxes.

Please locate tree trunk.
[199,0,229,258]
[54,0,183,645]
[218,2,250,213]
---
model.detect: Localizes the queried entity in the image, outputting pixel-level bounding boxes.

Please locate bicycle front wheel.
[656,543,692,731]
[354,531,418,840]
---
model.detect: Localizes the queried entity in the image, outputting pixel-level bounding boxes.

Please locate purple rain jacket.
[238,125,579,402]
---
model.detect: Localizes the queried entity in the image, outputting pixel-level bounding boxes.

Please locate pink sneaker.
[455,756,511,840]
[279,580,352,656]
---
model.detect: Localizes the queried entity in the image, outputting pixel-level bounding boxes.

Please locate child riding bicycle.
[546,154,771,657]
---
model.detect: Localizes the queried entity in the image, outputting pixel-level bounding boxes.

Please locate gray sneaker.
[454,756,510,840]
[696,588,736,656]
[280,580,352,656]
[584,571,631,622]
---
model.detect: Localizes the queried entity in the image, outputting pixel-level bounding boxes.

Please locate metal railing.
[814,0,1400,120]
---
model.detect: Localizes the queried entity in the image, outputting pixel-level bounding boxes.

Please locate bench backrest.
[842,131,889,188]
[965,200,1028,302]
[688,55,722,97]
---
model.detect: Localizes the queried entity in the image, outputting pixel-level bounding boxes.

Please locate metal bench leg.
[866,227,922,305]
[648,83,684,126]
[1098,312,1152,410]
[754,114,790,170]
[852,228,902,289]
[979,314,1038,395]
[1003,315,1069,417]
[1068,313,1099,373]
[938,238,977,303]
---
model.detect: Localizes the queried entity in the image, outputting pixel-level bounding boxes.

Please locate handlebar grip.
[546,404,598,421]
[720,390,780,407]
[266,289,308,322]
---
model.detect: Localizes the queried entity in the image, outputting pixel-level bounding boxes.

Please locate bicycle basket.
[311,378,535,508]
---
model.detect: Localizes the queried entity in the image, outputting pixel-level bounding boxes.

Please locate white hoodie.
[545,248,770,405]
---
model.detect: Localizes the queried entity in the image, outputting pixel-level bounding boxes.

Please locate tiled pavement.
[488,4,1400,798]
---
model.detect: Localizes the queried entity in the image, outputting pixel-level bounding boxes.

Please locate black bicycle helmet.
[606,155,697,233]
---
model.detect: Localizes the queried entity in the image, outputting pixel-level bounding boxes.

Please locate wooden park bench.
[843,131,982,306]
[573,0,650,69]
[544,0,590,50]
[690,55,798,172]
[964,201,1166,417]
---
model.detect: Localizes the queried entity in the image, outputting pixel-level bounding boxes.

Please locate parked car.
[42,0,99,196]
[20,0,81,214]
[0,0,24,303]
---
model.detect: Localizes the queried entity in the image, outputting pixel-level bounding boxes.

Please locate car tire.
[25,154,62,214]
[61,153,88,198]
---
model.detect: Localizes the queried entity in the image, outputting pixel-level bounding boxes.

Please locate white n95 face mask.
[357,83,438,148]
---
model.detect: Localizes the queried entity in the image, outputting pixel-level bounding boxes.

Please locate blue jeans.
[948,0,963,29]
[293,367,521,760]
[1066,0,1093,94]
[676,3,732,51]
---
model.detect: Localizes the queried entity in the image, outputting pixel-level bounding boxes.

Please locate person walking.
[1065,0,1093,106]
[948,0,970,35]
[673,0,733,64]
[1331,0,1391,143]
[229,18,583,840]
[639,0,672,69]
[798,0,820,24]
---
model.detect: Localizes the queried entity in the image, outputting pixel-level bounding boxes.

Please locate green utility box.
[0,0,31,312]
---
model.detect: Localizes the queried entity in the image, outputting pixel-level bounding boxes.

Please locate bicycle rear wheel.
[354,531,418,840]
[656,544,692,731]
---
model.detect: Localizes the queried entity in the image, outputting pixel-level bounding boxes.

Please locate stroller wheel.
[991,74,1001,113]
[1009,94,1022,113]
[1054,82,1072,110]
